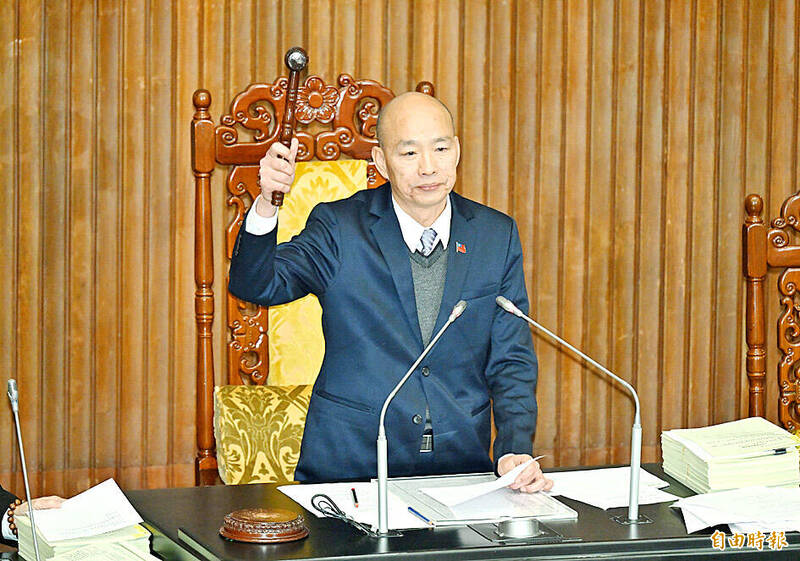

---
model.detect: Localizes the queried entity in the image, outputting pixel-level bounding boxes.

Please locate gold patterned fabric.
[268,159,367,385]
[214,384,313,484]
[215,160,366,484]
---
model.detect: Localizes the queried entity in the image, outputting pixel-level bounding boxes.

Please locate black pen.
[351,487,359,508]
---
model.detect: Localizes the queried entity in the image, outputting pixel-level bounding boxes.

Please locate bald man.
[230,93,551,492]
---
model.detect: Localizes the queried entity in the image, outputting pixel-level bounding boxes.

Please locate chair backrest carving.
[191,71,434,484]
[743,192,800,433]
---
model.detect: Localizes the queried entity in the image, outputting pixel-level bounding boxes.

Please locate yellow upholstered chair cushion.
[268,159,367,385]
[214,384,313,484]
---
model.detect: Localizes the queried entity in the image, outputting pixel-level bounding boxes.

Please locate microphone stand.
[495,297,649,524]
[7,379,43,561]
[376,300,467,535]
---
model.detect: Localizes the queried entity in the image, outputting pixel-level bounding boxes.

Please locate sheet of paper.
[27,479,143,542]
[673,486,800,533]
[419,459,535,507]
[278,481,429,531]
[543,467,677,510]
[662,417,800,461]
[51,542,159,561]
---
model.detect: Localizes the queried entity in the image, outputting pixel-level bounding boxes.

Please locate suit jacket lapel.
[369,185,424,349]
[433,192,475,334]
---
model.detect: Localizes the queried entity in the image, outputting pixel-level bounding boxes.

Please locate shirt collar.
[391,195,452,253]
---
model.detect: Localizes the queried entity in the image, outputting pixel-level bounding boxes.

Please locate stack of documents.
[15,479,154,561]
[673,486,800,534]
[661,417,800,494]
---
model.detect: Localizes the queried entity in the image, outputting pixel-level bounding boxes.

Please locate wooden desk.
[121,465,800,561]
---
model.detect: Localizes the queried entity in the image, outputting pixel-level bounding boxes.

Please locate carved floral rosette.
[220,74,398,384]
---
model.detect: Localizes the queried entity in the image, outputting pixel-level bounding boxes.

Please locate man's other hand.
[256,137,299,217]
[498,454,553,493]
[16,496,65,515]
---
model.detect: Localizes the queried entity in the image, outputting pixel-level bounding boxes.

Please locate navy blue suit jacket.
[229,183,538,482]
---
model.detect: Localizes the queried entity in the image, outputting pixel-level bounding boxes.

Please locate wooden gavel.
[271,46,309,207]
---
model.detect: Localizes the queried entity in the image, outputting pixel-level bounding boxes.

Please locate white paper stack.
[661,417,800,494]
[15,479,151,561]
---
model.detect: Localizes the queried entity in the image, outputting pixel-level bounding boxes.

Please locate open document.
[280,467,576,531]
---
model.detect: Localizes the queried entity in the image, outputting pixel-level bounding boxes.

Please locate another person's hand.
[256,137,299,217]
[498,454,553,493]
[15,496,65,515]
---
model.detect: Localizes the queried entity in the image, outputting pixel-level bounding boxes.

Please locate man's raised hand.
[255,137,299,217]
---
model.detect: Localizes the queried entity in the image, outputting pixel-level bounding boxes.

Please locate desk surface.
[123,465,800,561]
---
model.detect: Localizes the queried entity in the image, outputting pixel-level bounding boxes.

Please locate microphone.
[7,380,43,560]
[495,296,646,524]
[376,300,467,535]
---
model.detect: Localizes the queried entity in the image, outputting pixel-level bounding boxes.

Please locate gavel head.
[285,47,308,72]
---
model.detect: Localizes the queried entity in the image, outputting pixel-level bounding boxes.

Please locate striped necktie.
[419,228,438,257]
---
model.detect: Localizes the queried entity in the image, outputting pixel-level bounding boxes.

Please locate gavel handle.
[272,66,302,206]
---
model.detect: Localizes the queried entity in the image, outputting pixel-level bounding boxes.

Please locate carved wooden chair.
[743,192,800,433]
[191,51,434,485]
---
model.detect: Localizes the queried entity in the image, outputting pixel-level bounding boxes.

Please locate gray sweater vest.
[409,244,448,346]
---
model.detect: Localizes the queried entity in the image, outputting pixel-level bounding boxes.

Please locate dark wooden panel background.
[1,0,798,496]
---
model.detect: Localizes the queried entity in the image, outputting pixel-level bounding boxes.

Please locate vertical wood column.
[192,90,218,485]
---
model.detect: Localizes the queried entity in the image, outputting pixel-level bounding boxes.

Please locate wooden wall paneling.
[230,0,256,88]
[687,0,720,429]
[411,0,435,102]
[40,0,69,496]
[485,0,512,213]
[94,0,123,485]
[661,0,692,433]
[433,0,460,126]
[173,0,202,488]
[200,0,228,389]
[332,0,357,77]
[144,0,176,489]
[609,0,640,464]
[357,0,385,80]
[307,0,333,80]
[559,0,590,467]
[532,0,562,465]
[0,0,16,479]
[120,0,147,489]
[281,0,305,64]
[254,0,281,80]
[716,0,747,421]
[385,0,412,94]
[747,0,778,423]
[15,0,45,496]
[459,2,488,208]
[636,0,666,462]
[67,0,96,495]
[512,0,542,462]
[583,0,614,466]
[770,1,798,211]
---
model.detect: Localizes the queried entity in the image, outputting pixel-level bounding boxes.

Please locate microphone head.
[7,379,18,404]
[496,295,515,313]
[451,300,467,319]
